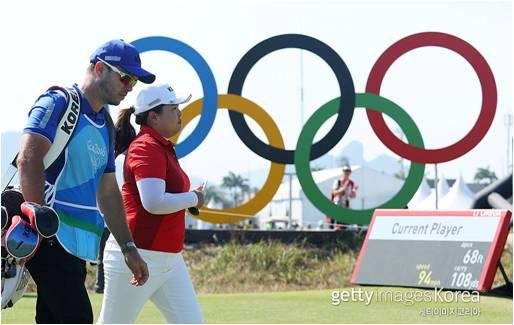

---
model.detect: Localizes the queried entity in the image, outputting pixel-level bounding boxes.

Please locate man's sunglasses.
[97,58,138,87]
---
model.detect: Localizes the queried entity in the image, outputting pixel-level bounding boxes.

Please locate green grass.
[1,287,511,324]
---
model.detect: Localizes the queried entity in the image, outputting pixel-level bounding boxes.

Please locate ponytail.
[114,106,136,157]
[114,104,165,157]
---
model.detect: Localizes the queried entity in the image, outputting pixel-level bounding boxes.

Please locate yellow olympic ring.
[171,94,286,224]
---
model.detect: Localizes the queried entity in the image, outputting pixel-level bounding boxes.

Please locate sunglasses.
[97,58,138,88]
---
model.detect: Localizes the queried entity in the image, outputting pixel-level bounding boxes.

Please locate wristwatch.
[120,241,137,253]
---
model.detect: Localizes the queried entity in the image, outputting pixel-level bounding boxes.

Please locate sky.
[1,0,512,188]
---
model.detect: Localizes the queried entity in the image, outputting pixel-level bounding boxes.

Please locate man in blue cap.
[16,39,155,323]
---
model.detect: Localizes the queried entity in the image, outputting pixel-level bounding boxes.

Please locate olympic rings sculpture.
[134,32,497,225]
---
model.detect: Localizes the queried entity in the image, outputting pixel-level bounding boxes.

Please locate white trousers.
[98,236,203,324]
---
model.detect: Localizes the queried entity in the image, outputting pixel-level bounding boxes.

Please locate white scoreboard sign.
[351,210,512,292]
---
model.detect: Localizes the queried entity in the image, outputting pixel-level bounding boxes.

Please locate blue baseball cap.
[89,39,156,84]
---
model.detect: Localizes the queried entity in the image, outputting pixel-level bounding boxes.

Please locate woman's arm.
[136,178,199,215]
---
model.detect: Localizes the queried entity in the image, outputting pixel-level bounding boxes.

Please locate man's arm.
[17,133,51,204]
[97,173,149,286]
[18,90,69,203]
[333,180,349,196]
[350,182,358,198]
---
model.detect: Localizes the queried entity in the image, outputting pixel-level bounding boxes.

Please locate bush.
[185,240,359,293]
[24,237,512,294]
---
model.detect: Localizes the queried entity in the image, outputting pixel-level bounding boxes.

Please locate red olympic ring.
[366,32,497,163]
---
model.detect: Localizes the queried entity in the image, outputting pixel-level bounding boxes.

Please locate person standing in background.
[327,165,358,229]
[332,165,358,208]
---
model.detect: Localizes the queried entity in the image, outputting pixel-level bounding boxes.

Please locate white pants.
[98,236,203,324]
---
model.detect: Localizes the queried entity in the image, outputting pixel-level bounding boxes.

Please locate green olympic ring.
[294,93,426,224]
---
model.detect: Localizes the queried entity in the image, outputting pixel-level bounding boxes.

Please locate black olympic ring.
[227,34,355,164]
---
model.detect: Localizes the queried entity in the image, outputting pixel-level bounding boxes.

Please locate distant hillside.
[338,141,365,166]
[367,155,402,176]
[206,141,402,188]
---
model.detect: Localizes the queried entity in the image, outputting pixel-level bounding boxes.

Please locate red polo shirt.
[122,126,190,253]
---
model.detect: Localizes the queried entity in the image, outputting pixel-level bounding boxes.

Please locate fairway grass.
[1,287,512,324]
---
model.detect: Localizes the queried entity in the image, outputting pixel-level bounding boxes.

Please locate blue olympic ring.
[131,36,218,158]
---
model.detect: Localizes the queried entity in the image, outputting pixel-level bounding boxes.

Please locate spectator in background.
[327,165,358,229]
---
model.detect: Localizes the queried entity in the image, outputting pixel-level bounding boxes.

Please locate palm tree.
[473,166,498,184]
[221,171,249,206]
[240,183,251,201]
[204,185,228,206]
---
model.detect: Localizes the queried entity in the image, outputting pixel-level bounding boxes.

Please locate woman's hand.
[193,185,205,208]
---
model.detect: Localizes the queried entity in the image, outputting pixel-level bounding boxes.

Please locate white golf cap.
[134,83,192,115]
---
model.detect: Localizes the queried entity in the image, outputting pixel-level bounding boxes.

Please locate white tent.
[439,173,474,209]
[408,176,431,208]
[258,166,404,228]
[413,175,450,210]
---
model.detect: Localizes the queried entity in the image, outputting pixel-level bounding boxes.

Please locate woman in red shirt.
[98,84,204,324]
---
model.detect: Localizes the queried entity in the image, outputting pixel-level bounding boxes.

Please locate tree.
[240,183,251,201]
[204,185,229,207]
[473,166,498,185]
[221,171,249,206]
